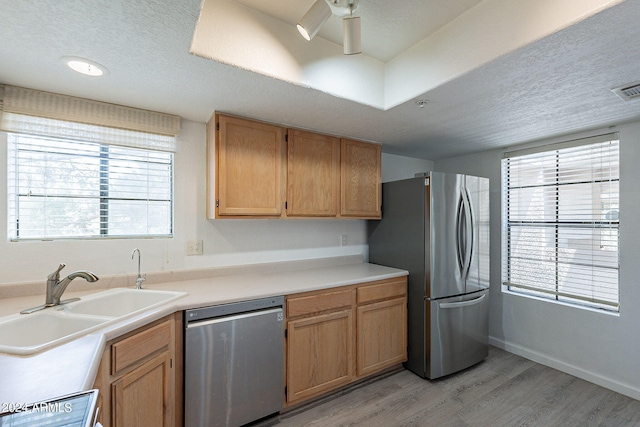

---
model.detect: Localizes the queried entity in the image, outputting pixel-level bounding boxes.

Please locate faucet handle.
[48,263,66,281]
[136,274,146,289]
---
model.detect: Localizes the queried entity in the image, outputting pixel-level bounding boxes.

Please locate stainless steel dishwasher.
[184,296,284,427]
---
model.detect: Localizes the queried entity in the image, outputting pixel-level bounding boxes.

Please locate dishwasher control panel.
[185,296,284,323]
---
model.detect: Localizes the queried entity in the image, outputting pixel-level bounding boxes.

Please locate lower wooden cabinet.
[285,276,407,406]
[357,297,407,377]
[356,277,408,377]
[93,313,182,427]
[287,309,355,403]
[111,352,172,427]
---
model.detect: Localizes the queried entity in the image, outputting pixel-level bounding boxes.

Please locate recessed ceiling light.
[61,56,108,77]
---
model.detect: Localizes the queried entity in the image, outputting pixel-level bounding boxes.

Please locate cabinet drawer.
[357,278,407,305]
[287,289,353,318]
[111,320,171,375]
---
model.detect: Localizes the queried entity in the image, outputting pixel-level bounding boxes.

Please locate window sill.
[500,285,620,317]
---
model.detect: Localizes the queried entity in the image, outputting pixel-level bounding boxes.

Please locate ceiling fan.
[296,0,361,55]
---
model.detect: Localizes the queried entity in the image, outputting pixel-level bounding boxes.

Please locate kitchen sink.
[0,312,110,355]
[63,288,186,318]
[0,288,186,355]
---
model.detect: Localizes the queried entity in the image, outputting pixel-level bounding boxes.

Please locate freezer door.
[426,289,489,379]
[429,172,466,299]
[464,175,490,293]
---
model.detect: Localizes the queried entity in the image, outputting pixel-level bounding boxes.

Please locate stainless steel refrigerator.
[368,172,490,379]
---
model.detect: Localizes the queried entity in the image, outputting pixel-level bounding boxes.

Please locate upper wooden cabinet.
[208,114,381,219]
[340,138,382,219]
[287,129,340,217]
[209,114,286,218]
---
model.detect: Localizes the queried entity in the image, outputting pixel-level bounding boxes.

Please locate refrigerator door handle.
[455,194,466,276]
[456,189,473,281]
[463,187,474,281]
[439,293,486,309]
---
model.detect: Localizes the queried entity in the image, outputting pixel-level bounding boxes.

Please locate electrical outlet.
[187,240,203,256]
[341,234,347,246]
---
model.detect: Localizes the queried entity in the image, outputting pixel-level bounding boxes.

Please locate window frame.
[501,134,620,312]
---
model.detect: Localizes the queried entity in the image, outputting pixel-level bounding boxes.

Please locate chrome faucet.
[46,263,99,306]
[131,248,146,289]
[21,263,99,314]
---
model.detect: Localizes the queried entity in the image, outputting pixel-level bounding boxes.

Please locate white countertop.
[0,262,406,404]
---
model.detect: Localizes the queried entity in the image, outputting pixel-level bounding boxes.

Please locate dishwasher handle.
[185,296,284,325]
[186,307,283,328]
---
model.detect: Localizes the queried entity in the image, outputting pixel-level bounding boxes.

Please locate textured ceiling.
[0,0,639,160]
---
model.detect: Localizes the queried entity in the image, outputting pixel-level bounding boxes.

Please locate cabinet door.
[112,351,172,427]
[215,115,286,217]
[340,138,381,218]
[94,314,179,427]
[357,297,407,377]
[287,130,340,217]
[287,310,355,403]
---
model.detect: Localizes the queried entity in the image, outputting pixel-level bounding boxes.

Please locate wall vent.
[611,81,640,101]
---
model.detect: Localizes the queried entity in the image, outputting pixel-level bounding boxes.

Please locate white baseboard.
[489,336,640,401]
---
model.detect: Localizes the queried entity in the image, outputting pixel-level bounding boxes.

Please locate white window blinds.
[501,134,620,311]
[1,85,179,240]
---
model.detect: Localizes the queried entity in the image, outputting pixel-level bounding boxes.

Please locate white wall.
[435,121,640,399]
[381,153,434,183]
[0,120,368,285]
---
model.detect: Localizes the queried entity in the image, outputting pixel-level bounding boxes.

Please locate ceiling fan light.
[297,0,332,41]
[343,16,361,55]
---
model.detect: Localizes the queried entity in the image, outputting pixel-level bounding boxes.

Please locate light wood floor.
[274,346,640,427]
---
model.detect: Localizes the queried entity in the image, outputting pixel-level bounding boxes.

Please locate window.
[7,134,173,240]
[1,85,180,241]
[501,134,619,311]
